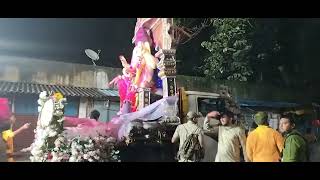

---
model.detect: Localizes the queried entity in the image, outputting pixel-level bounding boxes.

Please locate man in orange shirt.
[246,112,284,162]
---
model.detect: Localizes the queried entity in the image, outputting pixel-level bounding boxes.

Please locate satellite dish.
[85,49,101,66]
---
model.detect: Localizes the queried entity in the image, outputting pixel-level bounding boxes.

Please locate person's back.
[247,125,283,162]
[246,112,284,162]
[172,111,203,162]
[176,121,202,153]
[216,125,246,162]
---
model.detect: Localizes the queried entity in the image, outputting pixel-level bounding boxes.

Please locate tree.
[172,18,212,46]
[201,18,254,81]
[173,18,282,82]
[249,18,281,83]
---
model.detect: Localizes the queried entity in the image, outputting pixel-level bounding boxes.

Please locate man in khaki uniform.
[172,111,204,162]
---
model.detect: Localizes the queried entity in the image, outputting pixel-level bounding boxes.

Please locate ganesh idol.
[110,27,158,115]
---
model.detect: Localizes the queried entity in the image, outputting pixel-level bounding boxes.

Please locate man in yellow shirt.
[2,114,30,162]
[246,112,284,162]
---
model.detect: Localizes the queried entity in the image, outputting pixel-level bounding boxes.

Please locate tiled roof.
[98,89,119,97]
[0,81,119,99]
[237,99,299,108]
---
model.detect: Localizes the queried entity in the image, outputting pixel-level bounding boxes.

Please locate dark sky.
[0,18,136,67]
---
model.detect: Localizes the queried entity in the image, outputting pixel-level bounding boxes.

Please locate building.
[0,56,121,150]
[238,99,300,130]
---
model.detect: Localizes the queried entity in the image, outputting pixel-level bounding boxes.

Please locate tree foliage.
[174,18,320,93]
[200,18,254,81]
[172,18,212,45]
[174,18,281,82]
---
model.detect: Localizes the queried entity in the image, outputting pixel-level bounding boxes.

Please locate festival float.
[24,18,181,162]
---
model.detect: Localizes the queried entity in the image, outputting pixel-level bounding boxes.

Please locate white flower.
[76,145,83,150]
[37,99,43,106]
[106,137,116,143]
[41,117,51,127]
[71,142,77,148]
[62,154,70,160]
[88,158,93,162]
[88,151,95,157]
[43,128,50,136]
[31,148,42,156]
[83,154,89,160]
[94,155,100,160]
[51,154,59,162]
[112,155,118,160]
[88,143,94,149]
[77,156,82,161]
[39,91,47,99]
[34,139,44,147]
[52,157,60,162]
[57,118,64,123]
[49,130,57,137]
[36,129,44,138]
[54,140,62,147]
[95,149,100,154]
[93,137,100,141]
[69,156,76,162]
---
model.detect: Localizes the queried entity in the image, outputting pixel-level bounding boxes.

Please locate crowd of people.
[172,110,317,162]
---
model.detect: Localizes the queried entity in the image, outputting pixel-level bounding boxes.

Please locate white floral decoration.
[28,91,120,162]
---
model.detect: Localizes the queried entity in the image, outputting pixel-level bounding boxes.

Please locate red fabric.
[117,78,137,113]
[64,116,98,127]
[0,98,11,122]
[117,78,129,108]
[312,120,320,127]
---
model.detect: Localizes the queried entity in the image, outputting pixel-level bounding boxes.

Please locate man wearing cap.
[204,110,248,162]
[172,111,204,162]
[246,111,284,162]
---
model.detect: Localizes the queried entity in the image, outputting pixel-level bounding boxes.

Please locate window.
[92,100,120,122]
[64,97,80,117]
[197,97,222,116]
[15,95,38,115]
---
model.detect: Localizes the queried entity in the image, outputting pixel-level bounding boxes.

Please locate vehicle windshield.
[197,97,224,116]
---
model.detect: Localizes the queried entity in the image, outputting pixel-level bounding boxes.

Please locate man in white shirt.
[204,110,248,162]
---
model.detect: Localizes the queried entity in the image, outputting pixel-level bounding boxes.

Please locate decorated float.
[26,91,119,162]
[23,18,180,162]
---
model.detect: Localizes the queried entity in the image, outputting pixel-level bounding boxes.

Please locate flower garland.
[30,91,66,162]
[29,91,120,162]
[51,134,120,162]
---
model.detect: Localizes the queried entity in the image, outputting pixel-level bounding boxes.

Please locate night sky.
[2,18,320,83]
[0,18,136,68]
